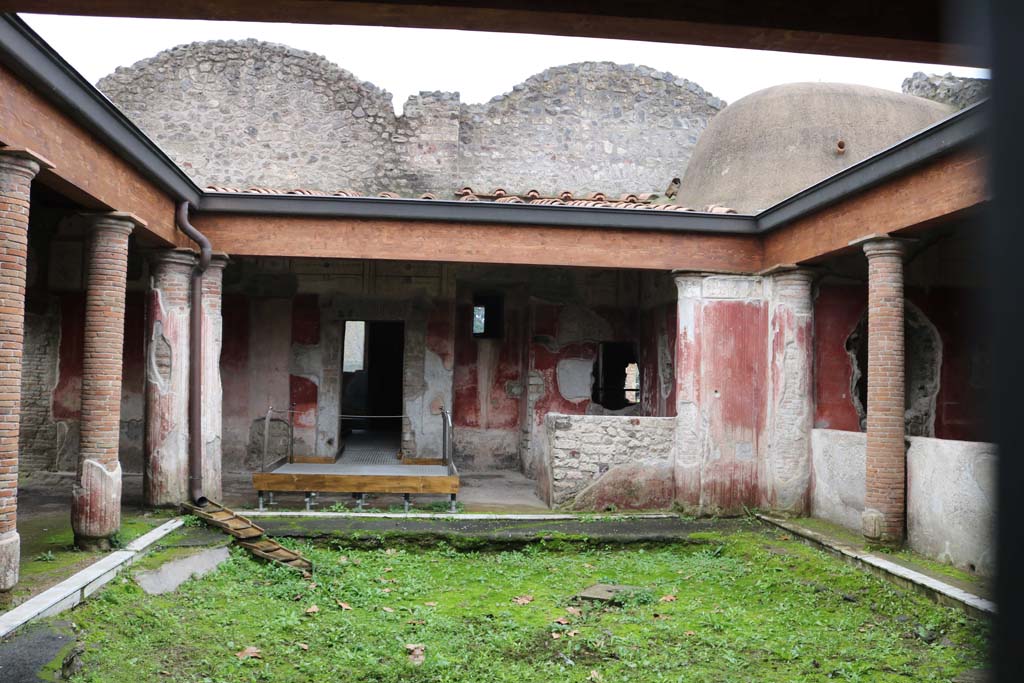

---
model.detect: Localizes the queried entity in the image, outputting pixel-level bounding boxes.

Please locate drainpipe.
[175,201,212,506]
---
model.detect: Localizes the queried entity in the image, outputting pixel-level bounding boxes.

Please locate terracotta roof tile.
[202,185,737,214]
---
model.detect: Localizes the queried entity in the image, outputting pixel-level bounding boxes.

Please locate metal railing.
[440,407,454,467]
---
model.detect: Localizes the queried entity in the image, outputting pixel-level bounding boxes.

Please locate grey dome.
[677,82,954,214]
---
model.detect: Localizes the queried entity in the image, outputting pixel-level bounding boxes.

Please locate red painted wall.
[698,299,766,512]
[812,285,864,432]
[52,292,145,420]
[813,284,992,441]
[639,301,676,417]
[291,294,320,345]
[452,299,522,429]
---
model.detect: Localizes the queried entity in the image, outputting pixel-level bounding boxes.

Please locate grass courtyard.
[47,521,988,682]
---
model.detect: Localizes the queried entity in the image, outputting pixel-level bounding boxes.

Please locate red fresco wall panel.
[698,299,766,512]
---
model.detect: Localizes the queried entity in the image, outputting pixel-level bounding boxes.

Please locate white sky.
[23,13,989,115]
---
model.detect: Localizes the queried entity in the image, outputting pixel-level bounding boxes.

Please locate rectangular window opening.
[472,293,504,339]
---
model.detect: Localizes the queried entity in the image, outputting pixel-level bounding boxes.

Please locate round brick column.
[200,254,228,502]
[144,249,195,506]
[0,150,45,591]
[861,238,907,545]
[72,214,138,550]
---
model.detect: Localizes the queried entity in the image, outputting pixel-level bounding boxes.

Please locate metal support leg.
[356,493,365,511]
[404,493,411,513]
[258,491,265,512]
[268,492,275,506]
[305,492,312,511]
[449,494,457,514]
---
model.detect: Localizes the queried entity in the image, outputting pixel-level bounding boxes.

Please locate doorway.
[341,320,405,435]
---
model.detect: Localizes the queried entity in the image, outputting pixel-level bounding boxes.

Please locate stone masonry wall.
[543,413,674,509]
[902,72,989,110]
[97,41,725,197]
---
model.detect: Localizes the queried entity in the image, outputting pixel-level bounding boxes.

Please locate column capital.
[205,252,230,271]
[0,147,53,180]
[861,237,906,259]
[146,247,197,271]
[78,211,146,236]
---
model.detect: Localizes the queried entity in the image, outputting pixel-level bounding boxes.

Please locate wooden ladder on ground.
[182,500,313,576]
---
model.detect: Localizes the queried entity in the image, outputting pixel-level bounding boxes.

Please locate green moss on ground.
[57,528,987,682]
[790,517,988,592]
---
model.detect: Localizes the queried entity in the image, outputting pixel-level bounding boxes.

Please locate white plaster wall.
[907,437,997,576]
[810,429,866,532]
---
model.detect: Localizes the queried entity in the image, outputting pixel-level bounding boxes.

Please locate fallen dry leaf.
[297,643,309,651]
[385,548,397,555]
[382,588,392,593]
[653,613,670,620]
[382,607,395,613]
[659,595,677,603]
[583,563,595,569]
[405,643,425,666]
[513,595,534,605]
[338,555,348,563]
[336,600,353,610]
[685,630,697,637]
[550,632,562,639]
[308,582,318,589]
[424,601,438,607]
[235,646,261,660]
[567,630,580,637]
[589,671,603,681]
[407,619,426,625]
[305,604,320,615]
[566,607,582,617]
[384,567,393,572]
[554,617,571,625]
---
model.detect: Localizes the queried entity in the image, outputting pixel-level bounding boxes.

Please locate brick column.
[72,213,140,550]
[144,249,195,506]
[764,268,814,513]
[861,238,906,545]
[0,149,47,591]
[200,254,228,502]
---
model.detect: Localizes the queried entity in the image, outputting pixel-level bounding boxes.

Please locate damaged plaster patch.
[845,301,942,436]
[556,358,594,402]
[556,304,612,345]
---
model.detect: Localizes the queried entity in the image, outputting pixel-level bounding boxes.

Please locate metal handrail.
[440,407,454,468]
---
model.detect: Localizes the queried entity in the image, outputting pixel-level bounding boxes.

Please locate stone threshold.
[756,513,995,620]
[0,518,184,639]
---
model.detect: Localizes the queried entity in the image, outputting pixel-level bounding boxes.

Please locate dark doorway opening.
[342,320,405,434]
[592,341,640,410]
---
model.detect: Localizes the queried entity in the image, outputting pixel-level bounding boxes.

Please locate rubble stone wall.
[543,413,674,507]
[97,41,725,197]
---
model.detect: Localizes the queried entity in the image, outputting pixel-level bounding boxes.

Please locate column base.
[73,534,113,552]
[0,531,20,591]
[861,508,903,547]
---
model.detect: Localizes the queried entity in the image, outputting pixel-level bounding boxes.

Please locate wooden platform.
[253,461,459,494]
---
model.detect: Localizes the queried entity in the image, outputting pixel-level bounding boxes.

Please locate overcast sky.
[23,13,989,115]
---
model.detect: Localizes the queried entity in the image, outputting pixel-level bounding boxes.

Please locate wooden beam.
[193,212,762,272]
[0,62,182,246]
[252,471,460,494]
[761,146,989,267]
[2,0,983,66]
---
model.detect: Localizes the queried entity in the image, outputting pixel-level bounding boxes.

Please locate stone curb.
[0,518,184,639]
[756,514,996,620]
[239,511,679,521]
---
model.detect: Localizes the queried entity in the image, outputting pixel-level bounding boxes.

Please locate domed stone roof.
[676,82,954,214]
